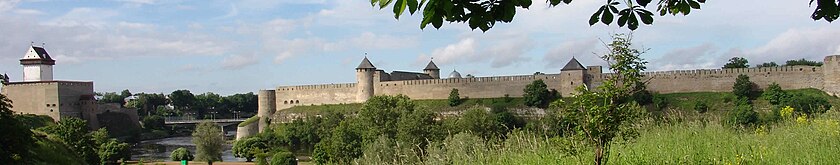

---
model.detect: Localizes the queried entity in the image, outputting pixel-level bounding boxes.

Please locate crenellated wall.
[269,55,840,114]
[635,66,823,93]
[274,83,358,110]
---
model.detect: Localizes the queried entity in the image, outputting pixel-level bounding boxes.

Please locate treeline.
[723,57,823,69]
[97,89,258,119]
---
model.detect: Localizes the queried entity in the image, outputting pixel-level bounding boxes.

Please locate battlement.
[5,80,93,86]
[591,66,823,81]
[372,74,564,87]
[277,83,357,91]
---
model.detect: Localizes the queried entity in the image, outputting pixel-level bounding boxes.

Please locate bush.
[632,90,654,105]
[732,74,755,99]
[232,137,268,162]
[782,93,831,116]
[727,103,758,127]
[448,88,461,106]
[523,80,550,108]
[652,93,668,110]
[141,115,165,130]
[270,152,297,165]
[457,108,503,140]
[170,147,194,161]
[762,83,787,105]
[694,101,708,113]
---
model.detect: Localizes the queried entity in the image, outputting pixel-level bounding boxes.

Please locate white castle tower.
[20,45,55,82]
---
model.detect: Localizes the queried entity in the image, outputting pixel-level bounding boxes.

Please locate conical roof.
[424,60,439,70]
[356,57,376,69]
[561,57,586,71]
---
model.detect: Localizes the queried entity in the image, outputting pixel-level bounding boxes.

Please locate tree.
[169,90,196,112]
[196,92,223,116]
[129,93,169,116]
[523,79,550,108]
[757,62,779,68]
[371,0,839,31]
[312,121,363,164]
[785,58,823,66]
[0,94,35,164]
[270,152,297,165]
[97,139,130,164]
[170,147,194,161]
[357,95,414,142]
[141,115,165,130]
[193,121,224,165]
[727,103,758,127]
[762,82,787,105]
[41,117,99,164]
[723,57,749,69]
[396,108,438,151]
[100,92,125,105]
[555,33,647,165]
[448,88,461,106]
[232,137,268,162]
[732,74,754,99]
[120,90,132,100]
[457,108,502,140]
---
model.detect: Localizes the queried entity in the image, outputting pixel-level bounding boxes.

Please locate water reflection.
[132,136,245,162]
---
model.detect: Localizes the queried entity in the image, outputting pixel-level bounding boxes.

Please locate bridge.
[164,118,248,125]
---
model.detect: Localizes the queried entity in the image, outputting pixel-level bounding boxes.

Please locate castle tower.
[424,59,440,79]
[560,57,586,95]
[356,57,376,102]
[257,89,276,132]
[21,45,55,82]
[823,55,840,96]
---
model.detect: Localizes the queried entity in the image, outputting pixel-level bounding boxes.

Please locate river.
[131,135,246,162]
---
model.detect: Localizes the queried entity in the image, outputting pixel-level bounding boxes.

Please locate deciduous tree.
[193,121,224,165]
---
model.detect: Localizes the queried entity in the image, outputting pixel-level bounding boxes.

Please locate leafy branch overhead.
[372,0,840,31]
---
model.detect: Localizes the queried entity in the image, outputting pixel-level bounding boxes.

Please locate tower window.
[284,101,288,104]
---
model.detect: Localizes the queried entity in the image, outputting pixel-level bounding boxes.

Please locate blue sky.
[0,0,838,95]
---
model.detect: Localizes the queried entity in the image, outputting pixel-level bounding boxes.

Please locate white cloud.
[0,0,20,12]
[740,27,840,63]
[221,54,259,70]
[424,38,478,65]
[543,38,602,68]
[651,43,720,71]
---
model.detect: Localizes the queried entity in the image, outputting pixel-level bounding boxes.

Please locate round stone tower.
[356,57,376,102]
[424,59,440,79]
[257,89,276,132]
[823,55,840,96]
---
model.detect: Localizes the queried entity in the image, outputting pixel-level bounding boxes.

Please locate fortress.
[237,55,840,135]
[1,45,139,130]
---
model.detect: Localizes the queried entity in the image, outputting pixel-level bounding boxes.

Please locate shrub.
[448,88,461,106]
[732,74,755,99]
[727,104,758,127]
[170,147,194,161]
[631,90,653,105]
[141,115,165,130]
[652,93,668,110]
[523,80,550,108]
[779,106,794,118]
[232,137,268,162]
[694,101,708,113]
[270,152,297,165]
[782,93,831,116]
[762,83,787,105]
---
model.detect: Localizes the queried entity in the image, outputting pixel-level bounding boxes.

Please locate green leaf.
[636,9,654,24]
[688,0,701,9]
[380,0,392,9]
[601,6,613,25]
[549,0,562,6]
[628,12,639,30]
[407,0,419,14]
[393,0,406,19]
[618,13,628,27]
[636,0,652,7]
[590,7,603,25]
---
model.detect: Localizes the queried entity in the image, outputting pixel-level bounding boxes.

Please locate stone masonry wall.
[275,83,357,110]
[593,66,824,94]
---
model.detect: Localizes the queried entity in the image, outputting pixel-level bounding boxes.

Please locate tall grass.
[367,109,840,164]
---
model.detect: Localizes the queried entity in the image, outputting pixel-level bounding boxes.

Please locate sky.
[0,0,838,95]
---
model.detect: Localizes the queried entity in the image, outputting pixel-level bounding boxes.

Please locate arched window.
[284,101,288,104]
[295,100,300,104]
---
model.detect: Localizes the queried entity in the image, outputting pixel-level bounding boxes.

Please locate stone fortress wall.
[244,55,840,134]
